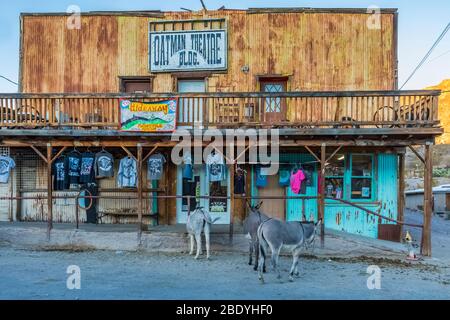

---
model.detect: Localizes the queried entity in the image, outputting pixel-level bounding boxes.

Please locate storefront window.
[350,154,373,199]
[209,181,228,213]
[324,154,345,199]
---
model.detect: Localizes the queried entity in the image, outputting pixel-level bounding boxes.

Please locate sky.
[0,0,449,92]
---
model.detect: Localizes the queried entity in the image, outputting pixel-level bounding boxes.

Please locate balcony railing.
[0,91,440,130]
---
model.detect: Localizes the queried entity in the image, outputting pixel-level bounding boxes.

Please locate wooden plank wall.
[21,10,395,94]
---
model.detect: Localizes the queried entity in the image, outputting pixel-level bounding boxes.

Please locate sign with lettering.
[120,99,177,132]
[149,29,227,72]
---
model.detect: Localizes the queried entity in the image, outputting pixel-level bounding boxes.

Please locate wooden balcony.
[0,91,441,134]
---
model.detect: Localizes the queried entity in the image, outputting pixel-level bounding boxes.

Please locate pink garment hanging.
[290,169,306,194]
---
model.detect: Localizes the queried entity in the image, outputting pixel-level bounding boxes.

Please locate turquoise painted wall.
[250,152,399,239]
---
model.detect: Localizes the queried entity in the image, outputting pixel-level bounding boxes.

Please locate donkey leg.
[248,240,253,266]
[194,232,202,259]
[258,241,266,283]
[273,246,283,280]
[189,234,194,255]
[289,248,301,282]
[253,240,258,271]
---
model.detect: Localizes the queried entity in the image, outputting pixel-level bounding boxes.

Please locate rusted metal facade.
[0,8,442,255]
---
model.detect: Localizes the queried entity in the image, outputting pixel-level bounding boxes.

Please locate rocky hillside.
[426,79,450,144]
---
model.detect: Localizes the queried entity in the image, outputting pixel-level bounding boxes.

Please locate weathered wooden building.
[0,8,442,255]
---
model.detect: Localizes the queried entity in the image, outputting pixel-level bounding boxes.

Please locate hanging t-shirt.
[0,155,16,184]
[206,152,225,182]
[279,166,291,187]
[255,166,268,188]
[290,169,306,195]
[234,170,246,195]
[53,156,70,191]
[67,151,81,184]
[79,152,96,184]
[117,156,137,188]
[94,151,114,178]
[148,153,166,181]
[182,153,193,180]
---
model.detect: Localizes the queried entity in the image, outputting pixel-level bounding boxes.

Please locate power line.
[428,48,450,63]
[0,75,18,86]
[400,22,450,90]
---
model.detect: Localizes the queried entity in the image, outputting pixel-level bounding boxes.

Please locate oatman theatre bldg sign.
[149,28,227,72]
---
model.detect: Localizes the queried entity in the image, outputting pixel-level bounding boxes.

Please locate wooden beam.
[408,145,425,164]
[121,146,136,160]
[143,145,159,163]
[319,143,326,247]
[325,145,343,163]
[304,145,321,163]
[398,153,405,225]
[421,144,433,256]
[50,146,68,163]
[137,144,144,240]
[46,143,53,240]
[229,163,235,244]
[30,145,48,163]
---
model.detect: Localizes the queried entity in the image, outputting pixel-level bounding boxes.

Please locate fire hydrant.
[404,230,418,260]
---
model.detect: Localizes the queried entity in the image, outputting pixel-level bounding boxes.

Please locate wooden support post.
[398,153,405,224]
[137,144,144,239]
[319,143,326,247]
[229,163,235,244]
[46,143,53,240]
[421,144,433,256]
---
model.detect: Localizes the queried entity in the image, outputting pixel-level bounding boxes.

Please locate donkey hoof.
[248,261,253,266]
[259,277,265,284]
[253,266,258,271]
[289,276,294,282]
[263,268,267,273]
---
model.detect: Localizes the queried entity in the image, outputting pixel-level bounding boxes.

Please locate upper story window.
[119,77,153,93]
[259,77,288,122]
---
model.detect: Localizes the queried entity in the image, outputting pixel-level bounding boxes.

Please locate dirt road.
[1,244,449,300]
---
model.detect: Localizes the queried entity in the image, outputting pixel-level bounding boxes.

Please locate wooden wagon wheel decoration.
[373,105,397,128]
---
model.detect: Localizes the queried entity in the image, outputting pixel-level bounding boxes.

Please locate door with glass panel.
[260,79,287,123]
[178,79,205,128]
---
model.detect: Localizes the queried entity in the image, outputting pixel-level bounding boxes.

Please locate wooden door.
[258,174,286,220]
[260,79,287,123]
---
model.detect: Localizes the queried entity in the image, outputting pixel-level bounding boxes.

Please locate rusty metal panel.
[21,11,395,94]
[378,223,401,242]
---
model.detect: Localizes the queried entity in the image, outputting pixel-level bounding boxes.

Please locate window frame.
[348,153,375,201]
[119,76,153,93]
[324,154,346,200]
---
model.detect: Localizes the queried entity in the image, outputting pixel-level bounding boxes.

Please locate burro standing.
[257,218,321,283]
[186,207,220,259]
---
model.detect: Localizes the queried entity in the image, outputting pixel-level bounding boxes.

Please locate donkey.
[243,201,269,271]
[257,218,321,283]
[186,207,220,260]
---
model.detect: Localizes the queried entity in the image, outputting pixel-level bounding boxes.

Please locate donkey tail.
[257,224,267,261]
[203,211,220,225]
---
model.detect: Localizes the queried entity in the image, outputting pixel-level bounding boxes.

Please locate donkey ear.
[315,219,322,227]
[255,201,263,210]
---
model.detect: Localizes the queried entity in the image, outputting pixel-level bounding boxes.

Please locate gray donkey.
[243,201,269,272]
[186,207,220,259]
[257,218,321,283]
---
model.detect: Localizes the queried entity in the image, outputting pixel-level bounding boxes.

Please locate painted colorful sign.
[149,29,227,72]
[120,99,177,132]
